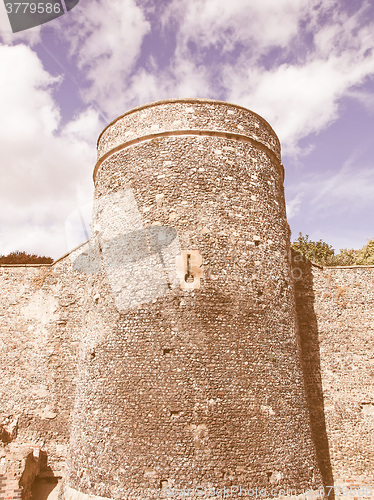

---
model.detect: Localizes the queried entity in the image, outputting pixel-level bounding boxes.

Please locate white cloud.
[309,165,374,212]
[288,147,374,218]
[59,0,150,115]
[346,87,374,115]
[287,156,374,249]
[311,1,373,57]
[0,44,60,142]
[61,106,102,144]
[1,0,374,258]
[225,52,374,155]
[157,0,374,154]
[163,0,313,57]
[0,2,42,45]
[286,193,303,219]
[221,2,374,154]
[125,57,215,106]
[40,0,374,155]
[0,44,100,259]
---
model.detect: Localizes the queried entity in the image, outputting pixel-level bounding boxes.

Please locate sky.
[0,0,373,259]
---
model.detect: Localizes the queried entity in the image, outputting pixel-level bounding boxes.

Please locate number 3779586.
[5,3,62,14]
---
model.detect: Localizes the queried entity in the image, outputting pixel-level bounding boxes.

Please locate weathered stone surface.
[0,99,372,499]
[67,99,322,499]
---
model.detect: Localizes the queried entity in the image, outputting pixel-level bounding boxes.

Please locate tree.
[0,251,53,264]
[291,234,374,266]
[291,233,335,266]
[329,248,357,266]
[354,239,374,265]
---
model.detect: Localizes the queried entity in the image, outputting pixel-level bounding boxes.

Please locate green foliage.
[291,233,335,265]
[330,248,357,266]
[0,251,53,265]
[291,234,374,266]
[354,239,374,265]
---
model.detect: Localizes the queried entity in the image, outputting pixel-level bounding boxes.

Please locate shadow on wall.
[31,477,59,500]
[292,250,334,497]
[19,450,60,500]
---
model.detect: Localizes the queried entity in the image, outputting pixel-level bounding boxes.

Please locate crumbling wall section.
[0,243,91,493]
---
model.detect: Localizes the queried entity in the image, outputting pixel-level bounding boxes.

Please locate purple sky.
[0,0,373,259]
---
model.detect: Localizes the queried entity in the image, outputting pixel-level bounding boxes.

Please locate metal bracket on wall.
[176,250,203,290]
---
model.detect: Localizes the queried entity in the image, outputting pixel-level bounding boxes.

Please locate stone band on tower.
[65,99,323,499]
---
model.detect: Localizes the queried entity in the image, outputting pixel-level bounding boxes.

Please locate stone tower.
[64,99,324,499]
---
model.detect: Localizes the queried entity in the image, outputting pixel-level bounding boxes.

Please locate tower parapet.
[95,99,282,179]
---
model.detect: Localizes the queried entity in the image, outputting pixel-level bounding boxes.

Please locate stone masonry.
[0,99,373,500]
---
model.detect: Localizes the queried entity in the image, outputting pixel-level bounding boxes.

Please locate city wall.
[1,241,373,498]
[0,98,373,499]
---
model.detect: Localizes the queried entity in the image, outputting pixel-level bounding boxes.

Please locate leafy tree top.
[291,233,374,266]
[354,239,374,265]
[291,233,335,266]
[0,251,53,265]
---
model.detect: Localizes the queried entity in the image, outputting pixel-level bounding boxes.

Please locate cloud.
[1,0,374,258]
[220,2,374,154]
[309,165,374,213]
[0,44,60,142]
[163,0,312,57]
[158,0,374,154]
[346,86,374,115]
[0,43,101,258]
[59,0,150,116]
[288,146,374,218]
[0,2,42,45]
[61,106,102,144]
[225,53,374,155]
[56,0,216,112]
[125,57,215,106]
[286,193,303,219]
[50,0,374,154]
[287,155,374,249]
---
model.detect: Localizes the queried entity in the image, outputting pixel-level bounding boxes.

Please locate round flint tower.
[65,99,323,499]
